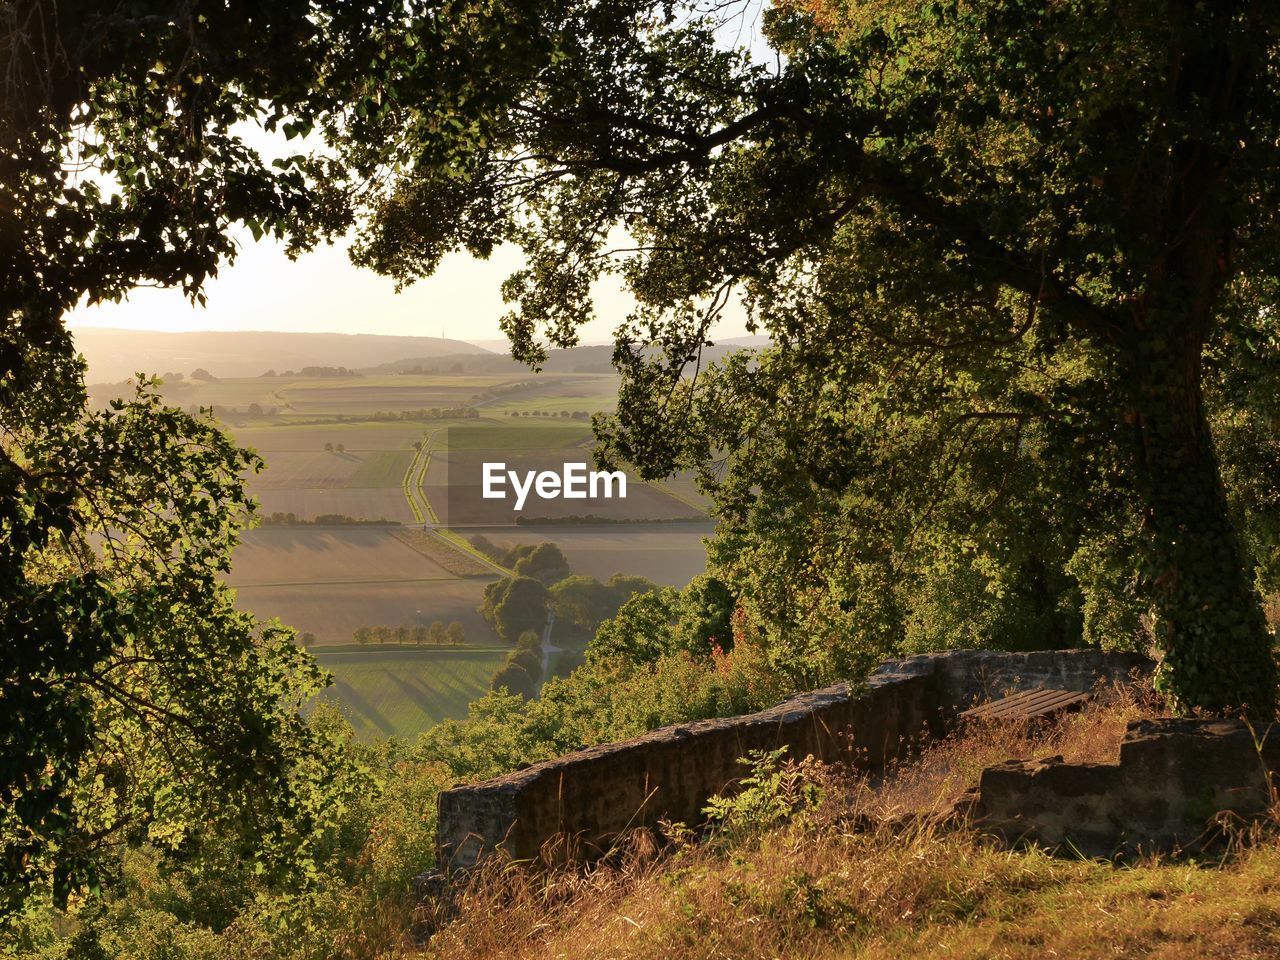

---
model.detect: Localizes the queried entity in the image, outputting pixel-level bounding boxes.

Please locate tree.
[550,576,616,634]
[511,542,571,586]
[490,663,537,700]
[324,442,335,453]
[516,629,543,654]
[336,1,1280,714]
[480,577,551,644]
[606,573,660,609]
[447,620,466,646]
[429,620,447,646]
[300,632,318,648]
[551,573,659,634]
[412,624,429,647]
[189,368,216,382]
[0,0,386,384]
[0,353,350,911]
[354,627,373,646]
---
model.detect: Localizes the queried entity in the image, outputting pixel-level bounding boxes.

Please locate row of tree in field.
[260,367,361,378]
[352,621,466,646]
[259,512,399,526]
[335,407,481,422]
[506,410,592,419]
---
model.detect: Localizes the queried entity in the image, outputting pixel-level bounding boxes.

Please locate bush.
[703,748,823,841]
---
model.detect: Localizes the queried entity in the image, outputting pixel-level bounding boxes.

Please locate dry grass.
[408,686,1280,960]
[869,679,1167,818]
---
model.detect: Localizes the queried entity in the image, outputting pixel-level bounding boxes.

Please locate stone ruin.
[969,716,1280,856]
[430,648,1280,876]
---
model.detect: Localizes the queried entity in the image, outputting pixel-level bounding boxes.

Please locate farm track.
[416,437,438,523]
[397,432,514,576]
[400,432,434,523]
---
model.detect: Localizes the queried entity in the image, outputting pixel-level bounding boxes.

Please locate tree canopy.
[332,0,1280,713]
[1,0,385,910]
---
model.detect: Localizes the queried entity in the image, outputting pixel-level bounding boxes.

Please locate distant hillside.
[73,328,493,383]
[363,336,770,376]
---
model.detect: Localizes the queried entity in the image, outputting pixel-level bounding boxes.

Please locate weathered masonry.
[972,717,1280,856]
[435,648,1152,869]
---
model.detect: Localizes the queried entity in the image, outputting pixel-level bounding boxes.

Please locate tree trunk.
[1124,326,1276,716]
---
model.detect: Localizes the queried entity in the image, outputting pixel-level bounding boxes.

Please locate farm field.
[426,421,704,525]
[232,421,431,452]
[251,488,415,523]
[478,375,620,414]
[454,522,714,585]
[87,361,715,739]
[276,378,492,415]
[230,567,496,644]
[311,648,508,741]
[229,527,459,585]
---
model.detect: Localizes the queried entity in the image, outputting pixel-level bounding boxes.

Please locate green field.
[311,647,507,741]
[348,449,415,487]
[85,367,711,740]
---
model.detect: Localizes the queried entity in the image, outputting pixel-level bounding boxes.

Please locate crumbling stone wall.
[436,648,1151,869]
[972,717,1280,856]
[880,647,1151,712]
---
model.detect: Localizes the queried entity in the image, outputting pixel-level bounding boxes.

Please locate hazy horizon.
[65,230,752,346]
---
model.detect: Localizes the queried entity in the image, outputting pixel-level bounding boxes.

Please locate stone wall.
[436,648,1151,869]
[972,717,1280,856]
[880,648,1152,712]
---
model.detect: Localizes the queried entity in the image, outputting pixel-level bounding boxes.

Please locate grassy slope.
[438,829,1280,960]
[420,693,1280,960]
[312,648,507,741]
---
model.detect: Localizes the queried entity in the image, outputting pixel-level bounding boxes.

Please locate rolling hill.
[72,328,494,382]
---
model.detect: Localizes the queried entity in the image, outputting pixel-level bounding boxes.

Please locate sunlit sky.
[63,6,772,348]
[65,232,751,347]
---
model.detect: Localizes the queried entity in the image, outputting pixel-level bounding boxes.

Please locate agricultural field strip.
[385,527,491,577]
[414,430,439,523]
[348,449,415,488]
[430,528,514,576]
[650,479,708,515]
[400,434,432,524]
[234,576,458,589]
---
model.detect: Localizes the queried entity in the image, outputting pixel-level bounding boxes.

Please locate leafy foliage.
[702,748,823,841]
[510,542,571,586]
[550,572,661,634]
[335,0,1280,713]
[0,350,355,910]
[480,576,551,644]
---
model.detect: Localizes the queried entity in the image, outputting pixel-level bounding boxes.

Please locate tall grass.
[420,684,1280,960]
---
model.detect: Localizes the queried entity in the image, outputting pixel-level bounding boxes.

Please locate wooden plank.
[960,687,1090,722]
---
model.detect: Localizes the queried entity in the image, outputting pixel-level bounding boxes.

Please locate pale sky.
[66,232,754,345]
[65,6,769,347]
[64,3,768,350]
